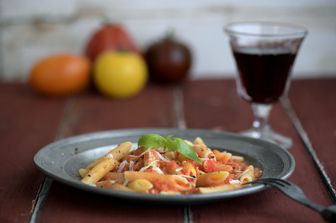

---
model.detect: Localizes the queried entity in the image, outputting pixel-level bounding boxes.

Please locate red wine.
[233,48,296,104]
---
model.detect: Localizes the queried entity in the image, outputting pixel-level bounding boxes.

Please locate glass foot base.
[240,128,292,149]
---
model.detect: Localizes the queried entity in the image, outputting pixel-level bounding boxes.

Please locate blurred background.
[1,0,336,81]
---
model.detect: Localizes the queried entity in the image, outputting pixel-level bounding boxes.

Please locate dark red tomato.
[145,33,192,84]
[85,23,140,62]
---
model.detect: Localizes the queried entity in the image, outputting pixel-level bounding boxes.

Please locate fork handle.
[273,186,336,222]
[321,205,336,222]
[264,183,325,213]
[256,181,335,222]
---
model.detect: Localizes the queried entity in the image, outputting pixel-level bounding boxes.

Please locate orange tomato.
[29,54,90,96]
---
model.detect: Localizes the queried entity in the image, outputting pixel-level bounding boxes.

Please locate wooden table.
[0,78,335,223]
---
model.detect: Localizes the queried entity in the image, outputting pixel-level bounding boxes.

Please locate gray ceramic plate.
[34,128,295,204]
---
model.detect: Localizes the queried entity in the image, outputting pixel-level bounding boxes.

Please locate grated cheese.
[106,154,114,158]
[229,179,241,184]
[117,160,128,173]
[139,160,158,172]
[154,150,170,162]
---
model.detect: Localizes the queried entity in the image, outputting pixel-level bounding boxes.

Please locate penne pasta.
[160,191,181,195]
[124,171,192,192]
[197,171,230,187]
[109,142,132,161]
[79,142,132,177]
[184,140,193,147]
[182,161,197,178]
[240,165,255,183]
[193,137,214,158]
[213,150,232,164]
[128,179,153,193]
[101,172,124,183]
[199,184,242,193]
[78,136,262,194]
[193,145,215,159]
[194,137,206,147]
[79,168,87,178]
[81,158,118,184]
[231,155,244,162]
[86,142,132,169]
[110,183,134,192]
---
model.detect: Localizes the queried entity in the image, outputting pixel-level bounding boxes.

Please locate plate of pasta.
[34,128,295,203]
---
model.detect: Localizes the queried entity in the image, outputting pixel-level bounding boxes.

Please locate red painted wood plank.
[61,85,176,136]
[183,79,332,223]
[289,78,336,190]
[0,83,66,223]
[37,84,183,223]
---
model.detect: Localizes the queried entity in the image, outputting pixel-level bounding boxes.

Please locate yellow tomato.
[93,51,147,98]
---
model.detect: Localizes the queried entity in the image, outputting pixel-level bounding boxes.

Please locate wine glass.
[225,22,307,149]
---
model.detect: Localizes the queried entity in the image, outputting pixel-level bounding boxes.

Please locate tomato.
[93,51,147,98]
[153,181,172,192]
[29,54,90,96]
[161,161,180,174]
[202,160,216,173]
[85,23,140,62]
[145,32,192,84]
[202,160,231,172]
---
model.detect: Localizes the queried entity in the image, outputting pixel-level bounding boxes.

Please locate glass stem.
[251,103,272,134]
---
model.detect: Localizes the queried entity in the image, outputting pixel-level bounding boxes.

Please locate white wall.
[1,0,336,81]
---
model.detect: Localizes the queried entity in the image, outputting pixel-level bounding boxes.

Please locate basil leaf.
[138,134,201,164]
[165,135,178,152]
[138,134,167,150]
[170,138,201,164]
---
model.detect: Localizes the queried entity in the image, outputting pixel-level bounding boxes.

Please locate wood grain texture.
[59,85,177,137]
[183,79,332,223]
[289,78,336,190]
[0,83,66,223]
[37,84,184,223]
[1,79,333,223]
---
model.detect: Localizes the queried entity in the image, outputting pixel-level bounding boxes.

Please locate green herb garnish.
[138,134,201,164]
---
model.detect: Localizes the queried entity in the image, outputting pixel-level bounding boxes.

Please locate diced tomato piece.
[167,161,179,169]
[153,180,174,192]
[202,160,216,172]
[231,160,247,171]
[181,168,188,175]
[161,161,180,174]
[203,160,233,172]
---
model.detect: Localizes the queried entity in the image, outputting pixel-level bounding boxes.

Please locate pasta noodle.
[197,171,230,187]
[79,136,262,194]
[80,142,132,177]
[81,158,118,184]
[128,179,153,193]
[199,184,242,193]
[239,165,255,183]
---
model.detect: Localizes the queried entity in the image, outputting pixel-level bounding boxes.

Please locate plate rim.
[34,128,295,204]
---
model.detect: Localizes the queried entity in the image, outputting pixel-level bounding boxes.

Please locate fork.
[250,178,336,222]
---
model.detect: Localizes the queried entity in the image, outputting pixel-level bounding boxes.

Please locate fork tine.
[259,178,290,187]
[261,180,285,188]
[272,178,291,186]
[251,178,284,185]
[268,179,289,187]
